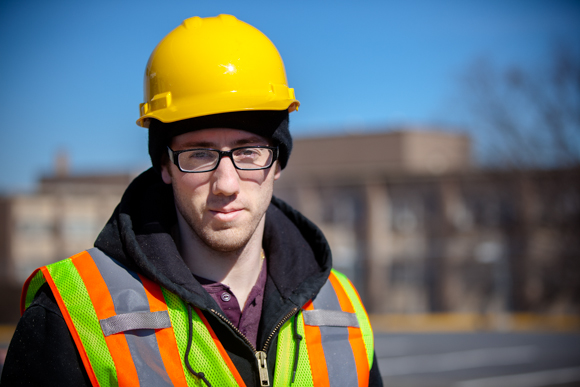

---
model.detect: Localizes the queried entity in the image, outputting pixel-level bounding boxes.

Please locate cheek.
[252,173,276,207]
[172,175,211,208]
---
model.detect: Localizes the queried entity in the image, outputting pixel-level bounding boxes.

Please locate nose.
[211,155,240,196]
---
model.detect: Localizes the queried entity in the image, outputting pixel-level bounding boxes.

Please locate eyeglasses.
[167,146,278,173]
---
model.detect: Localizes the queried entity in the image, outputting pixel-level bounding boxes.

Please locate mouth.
[209,208,244,222]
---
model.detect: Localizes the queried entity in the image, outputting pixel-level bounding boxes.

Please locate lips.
[209,208,244,222]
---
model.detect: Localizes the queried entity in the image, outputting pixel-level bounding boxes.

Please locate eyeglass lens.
[178,147,274,172]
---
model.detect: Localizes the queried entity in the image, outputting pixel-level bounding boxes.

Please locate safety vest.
[22,248,374,387]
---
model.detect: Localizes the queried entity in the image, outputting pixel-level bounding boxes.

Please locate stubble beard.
[177,200,266,253]
[170,164,277,254]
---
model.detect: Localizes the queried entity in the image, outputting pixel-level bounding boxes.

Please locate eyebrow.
[233,136,269,146]
[180,136,269,149]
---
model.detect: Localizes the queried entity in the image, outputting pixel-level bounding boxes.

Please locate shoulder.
[27,282,62,315]
[1,283,91,386]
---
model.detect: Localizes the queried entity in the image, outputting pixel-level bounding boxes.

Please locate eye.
[233,148,261,159]
[188,150,216,160]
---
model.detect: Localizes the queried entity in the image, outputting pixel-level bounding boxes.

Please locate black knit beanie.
[148,110,292,173]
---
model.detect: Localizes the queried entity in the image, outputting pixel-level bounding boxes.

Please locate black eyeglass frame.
[167,145,279,173]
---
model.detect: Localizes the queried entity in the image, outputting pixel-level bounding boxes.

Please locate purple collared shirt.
[194,259,267,349]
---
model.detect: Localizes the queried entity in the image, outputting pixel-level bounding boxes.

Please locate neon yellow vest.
[22,248,374,386]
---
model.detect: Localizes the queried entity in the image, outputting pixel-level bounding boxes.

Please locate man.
[2,14,382,386]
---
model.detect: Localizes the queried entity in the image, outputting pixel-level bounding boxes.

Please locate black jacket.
[1,168,383,386]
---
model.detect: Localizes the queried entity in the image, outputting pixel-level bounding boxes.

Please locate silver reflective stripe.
[311,276,359,387]
[303,309,359,327]
[100,310,171,336]
[88,248,173,387]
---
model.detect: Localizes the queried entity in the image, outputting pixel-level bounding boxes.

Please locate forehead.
[171,128,270,149]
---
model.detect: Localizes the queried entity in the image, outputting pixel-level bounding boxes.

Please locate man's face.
[161,128,281,252]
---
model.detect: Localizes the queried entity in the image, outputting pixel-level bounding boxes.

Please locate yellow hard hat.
[137,14,299,127]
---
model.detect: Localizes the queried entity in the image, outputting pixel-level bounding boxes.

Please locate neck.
[175,211,265,310]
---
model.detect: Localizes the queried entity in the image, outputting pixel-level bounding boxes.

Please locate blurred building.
[0,173,134,283]
[1,128,579,324]
[0,163,135,322]
[275,128,580,316]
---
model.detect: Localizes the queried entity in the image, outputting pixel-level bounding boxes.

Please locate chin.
[199,227,254,253]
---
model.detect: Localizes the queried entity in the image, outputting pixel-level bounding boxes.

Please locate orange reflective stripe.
[140,274,167,313]
[139,274,188,387]
[39,264,100,387]
[196,307,247,387]
[302,300,330,387]
[72,251,139,386]
[348,325,369,387]
[328,272,354,313]
[328,272,369,387]
[71,252,116,319]
[154,327,188,386]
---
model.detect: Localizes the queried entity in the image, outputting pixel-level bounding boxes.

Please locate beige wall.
[5,193,122,282]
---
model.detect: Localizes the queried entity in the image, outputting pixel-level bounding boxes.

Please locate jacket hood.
[94,168,332,314]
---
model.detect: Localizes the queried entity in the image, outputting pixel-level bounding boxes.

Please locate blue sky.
[1,0,579,192]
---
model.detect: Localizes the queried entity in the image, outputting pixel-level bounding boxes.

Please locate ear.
[273,162,281,181]
[161,163,173,185]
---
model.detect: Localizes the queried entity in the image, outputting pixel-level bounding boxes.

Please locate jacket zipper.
[210,307,299,386]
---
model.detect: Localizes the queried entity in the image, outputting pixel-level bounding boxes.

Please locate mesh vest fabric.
[22,256,118,386]
[21,250,246,387]
[161,289,246,386]
[273,313,314,386]
[22,251,373,386]
[274,269,374,387]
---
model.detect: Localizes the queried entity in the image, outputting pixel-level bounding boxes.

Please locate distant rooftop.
[39,172,137,195]
[279,128,472,184]
[34,150,139,195]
